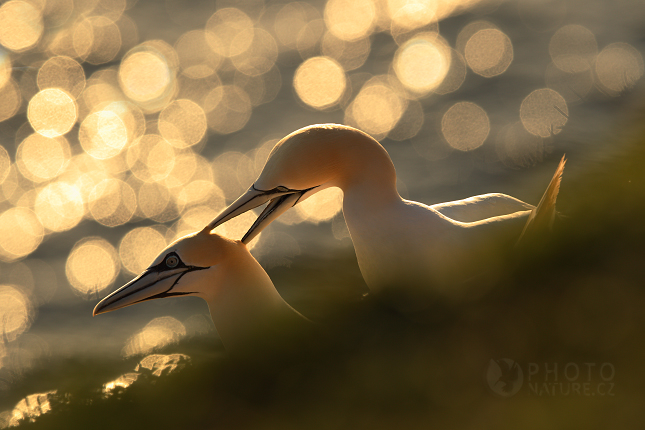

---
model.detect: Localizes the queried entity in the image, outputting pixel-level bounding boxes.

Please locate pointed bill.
[204,185,292,233]
[93,267,196,316]
[241,192,304,243]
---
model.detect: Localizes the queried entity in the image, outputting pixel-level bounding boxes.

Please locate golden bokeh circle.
[37,56,86,99]
[122,316,186,358]
[394,33,451,94]
[595,42,644,96]
[441,101,490,151]
[520,88,568,138]
[119,227,167,275]
[34,182,84,232]
[464,28,513,78]
[347,77,405,138]
[294,56,346,109]
[0,1,44,52]
[66,237,120,296]
[549,24,597,73]
[0,285,32,342]
[119,50,173,103]
[0,207,44,262]
[158,99,207,148]
[324,0,376,41]
[16,133,70,182]
[88,178,137,227]
[27,88,78,138]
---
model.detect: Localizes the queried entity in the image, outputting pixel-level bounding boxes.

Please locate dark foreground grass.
[7,115,645,430]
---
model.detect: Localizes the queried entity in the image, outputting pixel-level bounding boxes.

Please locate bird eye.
[276,185,290,192]
[165,255,179,268]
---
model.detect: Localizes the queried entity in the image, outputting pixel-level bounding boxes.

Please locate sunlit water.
[0,0,644,428]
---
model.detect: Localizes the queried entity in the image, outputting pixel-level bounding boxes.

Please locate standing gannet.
[93,229,312,356]
[206,124,565,308]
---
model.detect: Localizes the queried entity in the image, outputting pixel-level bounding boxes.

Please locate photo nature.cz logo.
[486,359,616,397]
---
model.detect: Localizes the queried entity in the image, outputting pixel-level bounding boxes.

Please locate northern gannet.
[206,124,565,308]
[93,230,312,356]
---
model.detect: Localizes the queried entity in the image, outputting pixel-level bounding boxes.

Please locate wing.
[517,155,566,244]
[431,193,534,223]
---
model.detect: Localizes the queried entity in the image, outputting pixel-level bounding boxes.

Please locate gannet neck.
[257,124,399,201]
[198,240,307,354]
[329,128,398,192]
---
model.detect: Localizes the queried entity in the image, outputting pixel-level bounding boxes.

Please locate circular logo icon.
[486,358,523,397]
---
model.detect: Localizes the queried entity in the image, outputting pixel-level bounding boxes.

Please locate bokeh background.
[0,0,644,428]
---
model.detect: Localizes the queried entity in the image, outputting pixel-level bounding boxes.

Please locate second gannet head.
[94,229,311,354]
[93,231,255,316]
[206,124,397,242]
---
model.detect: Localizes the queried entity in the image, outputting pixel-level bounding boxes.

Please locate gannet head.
[205,124,396,242]
[93,231,247,316]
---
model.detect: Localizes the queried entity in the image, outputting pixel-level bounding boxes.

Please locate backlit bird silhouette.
[206,124,565,309]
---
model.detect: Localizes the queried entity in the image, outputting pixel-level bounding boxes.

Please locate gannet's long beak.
[205,184,317,239]
[204,185,291,232]
[93,266,203,316]
[241,193,303,243]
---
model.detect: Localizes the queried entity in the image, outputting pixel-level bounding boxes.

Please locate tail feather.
[517,155,566,244]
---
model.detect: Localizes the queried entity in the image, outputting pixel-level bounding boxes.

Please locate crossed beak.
[93,266,202,316]
[205,185,316,243]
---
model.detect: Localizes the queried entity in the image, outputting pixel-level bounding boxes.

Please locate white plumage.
[208,124,565,308]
